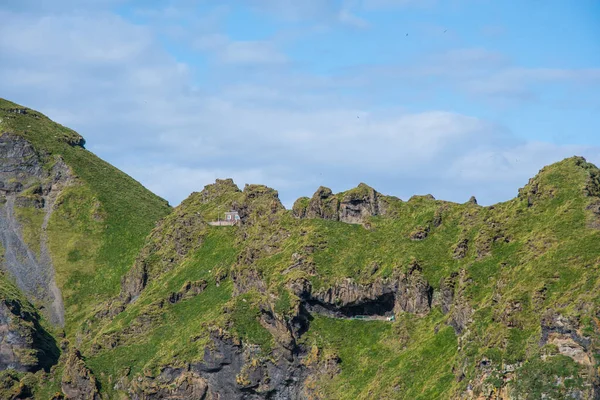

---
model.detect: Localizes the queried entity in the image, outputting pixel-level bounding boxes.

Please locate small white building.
[224,211,240,223]
[209,210,240,226]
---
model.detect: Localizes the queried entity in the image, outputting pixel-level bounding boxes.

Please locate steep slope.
[0,98,171,330]
[77,157,600,399]
[0,99,171,396]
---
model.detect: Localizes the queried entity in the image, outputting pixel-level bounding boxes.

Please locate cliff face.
[2,98,600,400]
[0,281,59,373]
[0,132,71,326]
[293,183,393,224]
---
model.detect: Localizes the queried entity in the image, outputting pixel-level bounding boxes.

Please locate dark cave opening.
[305,292,396,319]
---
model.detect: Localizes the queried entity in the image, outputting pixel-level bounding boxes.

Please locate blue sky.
[1,0,599,207]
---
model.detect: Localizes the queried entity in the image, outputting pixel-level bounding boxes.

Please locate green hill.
[0,99,171,396]
[0,98,599,399]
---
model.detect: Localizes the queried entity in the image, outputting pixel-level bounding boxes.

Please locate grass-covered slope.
[79,157,600,399]
[0,98,171,333]
[2,97,600,399]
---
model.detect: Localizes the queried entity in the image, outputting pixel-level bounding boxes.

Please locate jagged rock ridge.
[293,183,394,224]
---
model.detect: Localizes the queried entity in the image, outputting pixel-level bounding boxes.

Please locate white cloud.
[463,67,600,100]
[338,9,370,29]
[444,142,600,203]
[0,12,152,64]
[1,0,127,13]
[337,48,600,104]
[193,34,287,65]
[1,5,598,208]
[240,0,373,28]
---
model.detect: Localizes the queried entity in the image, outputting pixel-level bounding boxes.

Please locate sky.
[0,0,599,207]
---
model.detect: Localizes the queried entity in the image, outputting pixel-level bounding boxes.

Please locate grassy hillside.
[0,98,171,333]
[76,157,600,399]
[2,98,600,399]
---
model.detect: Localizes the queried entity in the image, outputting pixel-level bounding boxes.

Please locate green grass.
[303,310,457,399]
[510,356,586,399]
[3,99,600,398]
[84,228,240,397]
[14,206,45,257]
[1,98,171,336]
[37,154,600,398]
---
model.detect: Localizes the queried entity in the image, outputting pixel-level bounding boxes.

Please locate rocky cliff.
[293,183,394,224]
[0,132,72,326]
[0,289,59,373]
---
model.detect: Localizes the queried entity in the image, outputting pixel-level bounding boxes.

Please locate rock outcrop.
[232,268,267,296]
[128,369,208,400]
[453,238,469,260]
[0,299,39,372]
[393,264,433,316]
[127,328,321,400]
[290,265,432,319]
[439,270,473,335]
[298,183,390,224]
[0,133,70,326]
[201,178,241,199]
[409,225,430,241]
[540,311,593,366]
[0,295,59,372]
[305,187,339,221]
[0,369,35,399]
[337,183,386,224]
[304,278,396,318]
[236,184,285,225]
[111,180,286,317]
[292,197,310,219]
[167,280,207,305]
[61,349,100,400]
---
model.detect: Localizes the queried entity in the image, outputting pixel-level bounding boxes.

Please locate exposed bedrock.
[110,180,286,319]
[127,329,323,400]
[0,297,60,372]
[540,310,594,366]
[0,133,70,326]
[296,183,390,224]
[61,349,101,400]
[289,264,434,320]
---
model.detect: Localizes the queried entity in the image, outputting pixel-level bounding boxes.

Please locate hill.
[0,98,171,397]
[1,98,599,399]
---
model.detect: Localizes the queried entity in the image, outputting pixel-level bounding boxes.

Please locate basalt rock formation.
[291,264,433,320]
[294,183,392,224]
